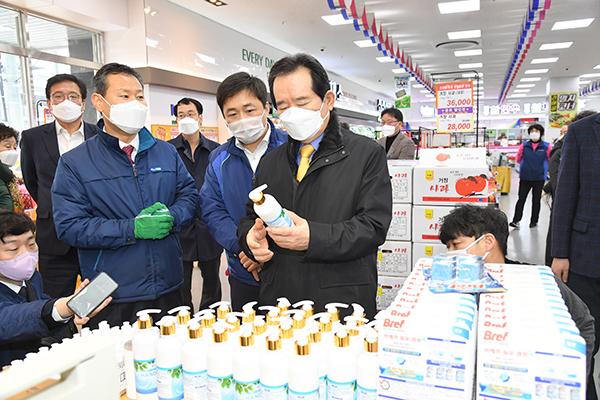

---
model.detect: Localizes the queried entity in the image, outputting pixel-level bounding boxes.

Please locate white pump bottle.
[249,184,294,228]
[233,330,261,400]
[155,317,184,400]
[207,327,234,400]
[356,329,378,400]
[168,306,191,343]
[326,331,357,400]
[182,322,208,400]
[132,309,161,400]
[260,334,289,400]
[288,338,319,400]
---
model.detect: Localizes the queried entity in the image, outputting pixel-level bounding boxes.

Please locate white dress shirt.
[235,125,271,173]
[55,120,85,156]
[118,134,140,162]
[0,279,69,322]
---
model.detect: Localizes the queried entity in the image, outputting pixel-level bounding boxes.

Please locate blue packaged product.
[457,255,485,282]
[432,254,456,281]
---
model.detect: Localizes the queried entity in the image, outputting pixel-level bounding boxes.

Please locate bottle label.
[183,369,208,400]
[357,385,376,400]
[265,209,293,228]
[327,379,357,400]
[319,376,327,400]
[208,374,233,400]
[157,364,184,400]
[134,358,158,394]
[289,388,318,400]
[233,378,260,400]
[260,383,288,400]
[119,359,126,391]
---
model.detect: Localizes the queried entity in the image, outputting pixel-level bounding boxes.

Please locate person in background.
[0,124,22,211]
[51,63,199,328]
[439,205,595,388]
[376,107,415,160]
[509,123,551,229]
[20,74,97,299]
[237,54,392,319]
[201,72,287,312]
[168,98,222,312]
[552,111,600,400]
[0,211,111,369]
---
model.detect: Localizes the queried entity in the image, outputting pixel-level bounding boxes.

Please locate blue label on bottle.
[289,387,318,400]
[208,374,234,400]
[357,384,376,400]
[183,369,207,400]
[327,378,357,400]
[233,378,260,400]
[157,364,184,400]
[260,383,288,400]
[134,358,158,394]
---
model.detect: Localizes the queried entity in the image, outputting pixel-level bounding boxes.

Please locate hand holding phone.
[67,272,118,319]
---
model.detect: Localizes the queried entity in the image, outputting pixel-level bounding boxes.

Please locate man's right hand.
[246,218,273,264]
[552,258,570,283]
[240,251,262,282]
[134,202,174,240]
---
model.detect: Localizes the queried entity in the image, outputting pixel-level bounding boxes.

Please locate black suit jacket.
[20,121,97,256]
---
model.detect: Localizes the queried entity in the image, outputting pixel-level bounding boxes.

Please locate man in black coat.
[237,54,392,319]
[169,98,222,312]
[20,74,97,298]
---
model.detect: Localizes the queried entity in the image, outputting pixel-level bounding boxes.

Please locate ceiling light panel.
[517,84,535,88]
[376,57,395,63]
[514,89,531,93]
[391,68,406,73]
[552,18,594,30]
[354,39,377,48]
[510,94,527,97]
[438,0,480,15]
[420,90,430,93]
[579,80,591,84]
[524,69,549,74]
[454,49,482,57]
[531,58,559,64]
[321,15,354,26]
[539,42,573,50]
[581,73,600,78]
[413,84,425,88]
[459,63,483,69]
[520,77,542,82]
[448,29,481,40]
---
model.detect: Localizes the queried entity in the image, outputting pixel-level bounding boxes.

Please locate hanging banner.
[548,91,578,128]
[394,76,411,109]
[436,81,473,133]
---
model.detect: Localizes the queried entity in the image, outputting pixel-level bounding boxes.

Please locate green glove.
[134,202,174,239]
[137,202,166,217]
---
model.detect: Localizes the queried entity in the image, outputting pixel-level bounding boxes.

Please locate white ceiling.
[169,0,599,104]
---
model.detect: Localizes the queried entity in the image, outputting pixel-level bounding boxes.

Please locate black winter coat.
[238,112,392,318]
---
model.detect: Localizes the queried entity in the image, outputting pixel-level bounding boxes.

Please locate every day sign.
[242,48,276,69]
[436,81,474,133]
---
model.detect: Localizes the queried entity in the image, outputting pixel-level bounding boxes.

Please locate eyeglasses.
[177,112,199,119]
[381,120,399,126]
[51,93,82,103]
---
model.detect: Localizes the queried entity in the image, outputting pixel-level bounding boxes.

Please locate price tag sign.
[436,81,474,133]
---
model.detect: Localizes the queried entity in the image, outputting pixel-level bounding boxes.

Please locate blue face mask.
[446,235,490,260]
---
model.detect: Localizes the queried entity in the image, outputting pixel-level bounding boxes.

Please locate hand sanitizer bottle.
[326,331,357,400]
[308,327,329,400]
[225,313,243,348]
[182,322,208,400]
[325,303,349,331]
[195,310,216,343]
[280,322,296,357]
[155,317,184,400]
[260,334,289,400]
[209,301,231,322]
[207,327,234,400]
[133,309,162,400]
[277,297,292,313]
[168,306,191,343]
[252,317,268,352]
[233,330,261,400]
[249,184,294,228]
[259,306,281,336]
[241,301,257,328]
[293,300,315,318]
[356,331,378,400]
[289,338,319,400]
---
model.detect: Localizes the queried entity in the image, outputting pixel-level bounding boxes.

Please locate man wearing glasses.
[20,74,97,298]
[168,98,222,312]
[376,107,415,160]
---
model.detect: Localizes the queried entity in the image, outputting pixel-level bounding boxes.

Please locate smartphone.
[67,272,119,318]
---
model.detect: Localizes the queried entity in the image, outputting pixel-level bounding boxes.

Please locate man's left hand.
[266,210,310,251]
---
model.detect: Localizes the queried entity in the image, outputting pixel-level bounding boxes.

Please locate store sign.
[329,80,343,100]
[436,81,473,132]
[549,91,578,128]
[480,102,547,116]
[377,99,393,112]
[394,76,411,109]
[241,48,276,69]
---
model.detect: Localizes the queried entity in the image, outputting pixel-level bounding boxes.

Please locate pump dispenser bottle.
[225,313,243,347]
[233,331,261,400]
[241,301,257,328]
[249,184,294,228]
[133,309,162,400]
[282,309,307,335]
[209,301,231,322]
[344,319,365,359]
[260,334,289,399]
[289,338,319,400]
[325,303,349,330]
[277,297,292,313]
[182,322,208,400]
[168,306,191,343]
[252,317,268,351]
[356,331,378,400]
[155,317,184,400]
[308,327,329,400]
[259,306,281,336]
[279,322,296,357]
[207,327,234,400]
[326,331,357,400]
[293,300,315,318]
[195,310,216,343]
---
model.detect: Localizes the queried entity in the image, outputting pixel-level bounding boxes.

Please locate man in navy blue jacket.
[52,63,199,327]
[169,97,222,312]
[200,72,286,312]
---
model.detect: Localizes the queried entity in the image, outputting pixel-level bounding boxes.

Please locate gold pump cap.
[253,322,267,336]
[213,328,228,343]
[346,326,359,337]
[201,315,216,328]
[309,330,322,343]
[138,315,153,330]
[227,316,241,332]
[319,318,332,333]
[188,324,202,339]
[266,334,282,351]
[280,325,293,339]
[364,337,378,353]
[266,313,279,326]
[334,331,350,348]
[243,311,255,324]
[177,312,190,326]
[161,322,176,336]
[295,339,311,356]
[240,332,254,347]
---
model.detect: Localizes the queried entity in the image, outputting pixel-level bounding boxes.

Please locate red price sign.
[436,81,474,133]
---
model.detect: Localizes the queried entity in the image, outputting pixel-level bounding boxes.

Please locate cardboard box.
[377,241,412,277]
[413,148,489,205]
[376,276,406,311]
[387,204,412,241]
[412,242,448,265]
[412,205,455,243]
[387,160,417,204]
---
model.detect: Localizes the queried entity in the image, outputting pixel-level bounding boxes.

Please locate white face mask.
[178,117,200,136]
[530,132,540,141]
[446,234,490,260]
[279,101,329,142]
[381,124,398,137]
[100,95,148,135]
[51,99,83,123]
[0,149,18,167]
[227,111,267,144]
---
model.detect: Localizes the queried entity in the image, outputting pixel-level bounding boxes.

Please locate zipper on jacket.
[132,163,138,178]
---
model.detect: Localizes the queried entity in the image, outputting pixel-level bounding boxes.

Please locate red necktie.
[123,145,134,163]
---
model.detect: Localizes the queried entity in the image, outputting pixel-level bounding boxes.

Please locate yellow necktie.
[297,144,315,181]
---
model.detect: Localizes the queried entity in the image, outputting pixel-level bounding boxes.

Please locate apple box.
[387,204,411,241]
[412,205,455,243]
[377,276,406,311]
[412,242,448,265]
[387,160,417,204]
[377,240,412,277]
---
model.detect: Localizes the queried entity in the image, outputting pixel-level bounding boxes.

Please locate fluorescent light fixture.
[520,77,542,82]
[459,63,483,69]
[531,57,559,64]
[413,84,425,88]
[579,80,591,85]
[510,94,527,97]
[321,15,354,26]
[410,77,416,81]
[514,89,531,93]
[539,42,573,50]
[552,18,594,31]
[462,72,483,78]
[581,73,600,78]
[594,65,600,69]
[391,68,406,73]
[438,0,480,15]
[376,56,395,63]
[354,39,377,48]
[448,29,481,40]
[454,49,482,57]
[420,90,430,93]
[426,94,435,98]
[517,84,535,88]
[524,69,549,74]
